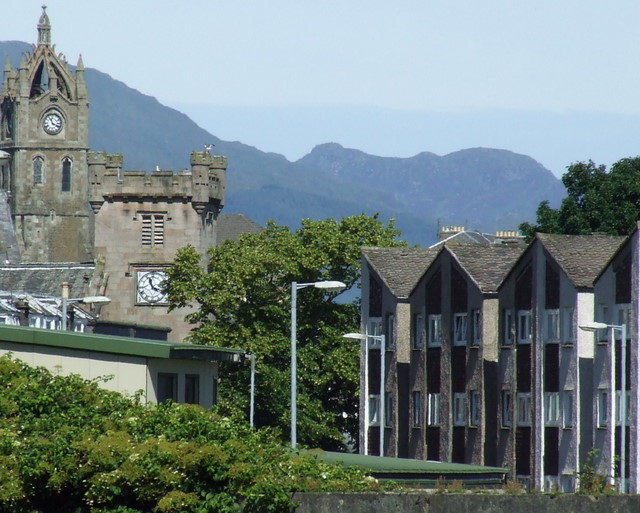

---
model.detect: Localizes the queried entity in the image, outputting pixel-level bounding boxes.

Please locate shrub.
[0,355,383,513]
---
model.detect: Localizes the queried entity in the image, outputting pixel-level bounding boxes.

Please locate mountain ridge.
[0,40,564,246]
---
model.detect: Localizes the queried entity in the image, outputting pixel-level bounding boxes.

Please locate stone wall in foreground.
[292,492,640,513]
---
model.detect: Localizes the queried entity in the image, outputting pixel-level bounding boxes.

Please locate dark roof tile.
[536,233,626,288]
[446,243,526,292]
[362,247,439,298]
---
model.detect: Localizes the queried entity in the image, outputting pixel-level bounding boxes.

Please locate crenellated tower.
[0,7,230,341]
[0,6,92,262]
[89,150,226,339]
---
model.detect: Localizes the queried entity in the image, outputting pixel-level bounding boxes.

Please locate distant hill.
[1,41,565,246]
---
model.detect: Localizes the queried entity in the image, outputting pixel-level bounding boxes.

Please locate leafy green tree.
[520,158,640,238]
[0,355,386,513]
[165,214,404,450]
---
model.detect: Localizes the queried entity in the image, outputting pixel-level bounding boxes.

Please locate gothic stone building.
[0,7,233,340]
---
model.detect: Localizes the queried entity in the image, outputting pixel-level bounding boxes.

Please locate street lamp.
[61,295,111,331]
[246,353,256,428]
[579,321,627,493]
[290,280,346,449]
[344,331,386,457]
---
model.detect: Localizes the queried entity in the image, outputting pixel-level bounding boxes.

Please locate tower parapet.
[89,151,226,215]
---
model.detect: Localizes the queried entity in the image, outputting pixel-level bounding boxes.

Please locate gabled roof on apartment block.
[362,247,439,299]
[444,243,526,293]
[593,221,640,284]
[501,232,625,290]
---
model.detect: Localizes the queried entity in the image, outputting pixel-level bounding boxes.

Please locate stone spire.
[2,56,11,94]
[37,5,51,46]
[76,54,87,100]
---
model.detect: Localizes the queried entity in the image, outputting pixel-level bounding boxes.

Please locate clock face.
[43,112,63,135]
[136,270,168,304]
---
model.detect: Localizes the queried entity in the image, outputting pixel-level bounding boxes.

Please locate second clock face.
[136,270,168,304]
[43,112,63,135]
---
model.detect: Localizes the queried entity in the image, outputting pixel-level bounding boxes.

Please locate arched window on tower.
[61,157,72,191]
[33,156,44,185]
[30,61,50,98]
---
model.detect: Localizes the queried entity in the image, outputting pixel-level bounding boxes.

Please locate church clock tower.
[0,6,92,262]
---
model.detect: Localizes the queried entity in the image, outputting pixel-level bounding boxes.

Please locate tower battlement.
[88,150,226,213]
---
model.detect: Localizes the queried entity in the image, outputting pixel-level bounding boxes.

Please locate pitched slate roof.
[446,243,526,293]
[362,247,439,298]
[216,214,263,245]
[536,233,626,288]
[0,263,95,298]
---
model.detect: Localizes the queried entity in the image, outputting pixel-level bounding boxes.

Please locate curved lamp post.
[290,280,346,449]
[580,321,627,493]
[61,295,111,331]
[344,331,386,457]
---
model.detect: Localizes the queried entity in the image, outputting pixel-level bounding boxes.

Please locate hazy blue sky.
[6,1,640,175]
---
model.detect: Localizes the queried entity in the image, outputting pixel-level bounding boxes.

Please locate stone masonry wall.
[292,493,640,513]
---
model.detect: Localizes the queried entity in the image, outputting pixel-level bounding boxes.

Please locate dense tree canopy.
[0,355,384,513]
[165,214,404,451]
[520,158,640,238]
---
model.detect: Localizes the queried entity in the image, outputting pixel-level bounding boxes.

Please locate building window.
[412,391,422,426]
[563,307,575,343]
[61,157,72,191]
[413,313,424,349]
[367,319,382,349]
[185,374,200,404]
[517,310,531,344]
[368,394,380,426]
[427,393,440,426]
[385,394,393,427]
[141,213,165,247]
[615,390,631,426]
[469,390,480,427]
[453,313,467,346]
[562,390,574,429]
[544,309,560,343]
[471,309,481,346]
[428,314,441,347]
[212,378,218,405]
[386,313,395,349]
[560,474,575,493]
[597,305,609,342]
[157,372,178,403]
[453,393,466,426]
[503,309,513,346]
[33,156,43,184]
[597,389,608,428]
[544,392,560,426]
[517,393,531,426]
[501,390,512,427]
[615,305,632,340]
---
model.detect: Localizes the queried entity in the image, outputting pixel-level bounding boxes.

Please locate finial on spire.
[38,5,51,46]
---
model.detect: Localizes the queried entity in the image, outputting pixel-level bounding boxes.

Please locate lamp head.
[314,280,347,292]
[78,296,111,306]
[579,322,609,332]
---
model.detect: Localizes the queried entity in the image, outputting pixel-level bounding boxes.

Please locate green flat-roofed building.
[0,324,245,408]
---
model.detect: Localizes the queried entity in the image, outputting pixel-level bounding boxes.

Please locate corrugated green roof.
[0,324,244,362]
